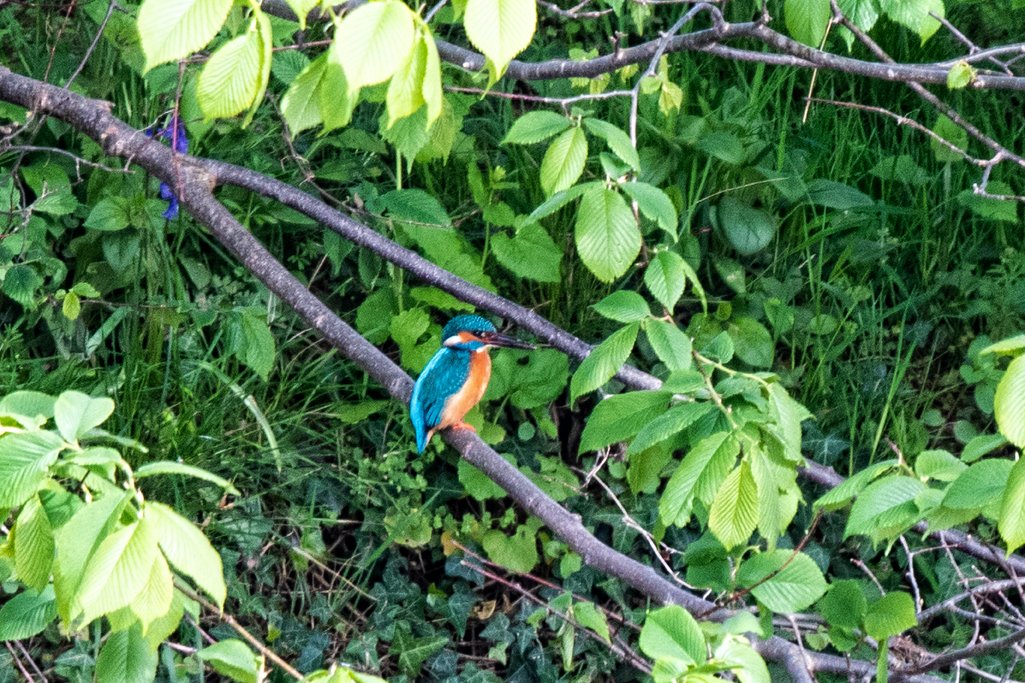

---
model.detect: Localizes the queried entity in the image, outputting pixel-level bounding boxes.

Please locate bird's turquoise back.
[410,346,473,453]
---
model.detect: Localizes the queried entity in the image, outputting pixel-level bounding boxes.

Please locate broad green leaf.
[0,390,55,423]
[569,323,638,402]
[944,459,1013,510]
[281,53,328,134]
[95,623,158,683]
[869,154,930,186]
[238,310,276,381]
[878,0,942,43]
[729,317,773,368]
[138,0,234,70]
[645,320,692,372]
[1000,457,1025,553]
[572,602,610,643]
[0,430,64,507]
[244,9,273,126]
[574,187,641,283]
[930,114,968,163]
[644,251,687,312]
[962,433,1007,463]
[579,391,670,453]
[84,197,131,231]
[994,354,1025,447]
[502,111,571,145]
[540,127,588,196]
[145,501,227,608]
[639,605,705,664]
[463,0,536,79]
[421,29,443,124]
[864,592,916,639]
[621,181,677,237]
[458,458,508,501]
[75,519,160,625]
[527,181,597,222]
[947,60,974,89]
[285,0,320,29]
[320,53,355,131]
[837,0,879,49]
[660,432,739,527]
[136,461,239,495]
[628,402,712,455]
[592,291,650,323]
[62,292,81,321]
[805,179,874,210]
[491,224,562,283]
[957,183,1018,223]
[14,495,54,591]
[844,475,925,540]
[129,550,174,632]
[386,33,429,126]
[198,24,263,119]
[815,462,899,512]
[709,460,758,550]
[785,0,830,45]
[767,383,810,463]
[818,580,867,630]
[628,443,673,495]
[0,587,57,641]
[914,449,966,482]
[482,525,538,573]
[334,1,415,90]
[143,589,186,650]
[198,639,262,683]
[737,550,827,613]
[982,335,1025,356]
[2,264,43,308]
[54,390,114,442]
[718,197,775,255]
[583,118,639,171]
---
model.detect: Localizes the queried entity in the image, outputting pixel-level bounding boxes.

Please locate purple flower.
[145,113,189,219]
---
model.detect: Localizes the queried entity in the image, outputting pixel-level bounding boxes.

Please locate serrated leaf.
[145,501,227,608]
[639,605,705,664]
[914,449,966,482]
[130,551,174,632]
[490,223,561,283]
[285,0,320,29]
[574,187,641,283]
[718,197,775,255]
[645,320,692,372]
[709,460,758,550]
[84,197,131,231]
[879,0,942,43]
[198,639,262,683]
[864,592,916,639]
[95,623,158,683]
[75,519,160,625]
[138,0,234,70]
[804,179,875,210]
[843,475,926,540]
[579,391,670,453]
[592,291,650,323]
[0,430,64,507]
[994,354,1025,447]
[818,580,867,630]
[197,26,263,119]
[62,292,81,321]
[421,29,443,125]
[54,390,114,442]
[962,433,1008,463]
[14,495,53,591]
[0,587,57,641]
[238,311,276,380]
[931,114,968,163]
[527,181,597,222]
[569,323,638,402]
[334,1,415,90]
[540,127,588,197]
[281,53,328,134]
[503,111,571,145]
[999,457,1025,553]
[386,32,428,126]
[463,0,536,79]
[737,550,827,613]
[644,251,686,312]
[572,602,610,643]
[628,402,712,455]
[621,181,676,237]
[947,60,974,89]
[944,459,1013,510]
[785,0,830,45]
[729,317,774,368]
[2,264,43,308]
[660,432,739,527]
[583,118,639,171]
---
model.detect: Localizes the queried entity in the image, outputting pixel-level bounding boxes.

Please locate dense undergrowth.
[2,0,1025,680]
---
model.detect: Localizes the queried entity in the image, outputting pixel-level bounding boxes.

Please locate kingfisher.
[410,314,535,453]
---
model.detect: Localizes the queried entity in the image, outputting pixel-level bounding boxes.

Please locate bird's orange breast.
[438,350,491,430]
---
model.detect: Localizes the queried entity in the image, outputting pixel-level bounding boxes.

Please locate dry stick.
[0,67,948,683]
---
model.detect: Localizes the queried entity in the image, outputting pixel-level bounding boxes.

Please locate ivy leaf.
[737,550,828,613]
[570,323,639,402]
[463,0,536,79]
[503,111,571,145]
[138,0,234,71]
[574,186,641,283]
[334,0,415,91]
[540,127,588,196]
[708,460,759,550]
[784,0,830,45]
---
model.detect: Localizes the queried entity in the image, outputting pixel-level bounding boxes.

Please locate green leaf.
[84,197,131,231]
[914,449,966,482]
[629,402,712,455]
[621,181,677,238]
[767,383,810,463]
[14,495,54,591]
[75,519,160,625]
[145,501,227,608]
[718,197,775,255]
[962,433,1008,463]
[463,0,536,79]
[844,475,926,540]
[569,323,638,402]
[527,181,597,222]
[386,32,429,126]
[644,251,687,312]
[818,580,867,630]
[320,52,355,131]
[879,0,942,43]
[0,430,64,507]
[2,264,43,308]
[1000,457,1025,553]
[130,551,174,632]
[62,292,81,321]
[660,432,739,527]
[490,223,562,283]
[814,461,896,512]
[0,587,57,641]
[285,0,320,29]
[458,458,507,501]
[421,29,443,125]
[592,291,650,323]
[579,391,670,453]
[574,187,641,283]
[957,182,1018,223]
[502,111,571,144]
[737,550,828,613]
[944,459,1013,510]
[281,53,328,134]
[197,24,264,119]
[135,461,240,495]
[982,335,1025,356]
[238,311,276,380]
[804,179,875,210]
[645,320,692,372]
[482,525,538,573]
[334,0,415,90]
[54,390,114,442]
[0,391,56,424]
[946,60,974,89]
[729,317,773,368]
[995,356,1025,448]
[138,0,234,70]
[639,605,705,665]
[785,0,830,45]
[540,127,588,197]
[709,460,759,550]
[95,623,158,683]
[930,114,968,163]
[391,629,449,678]
[572,602,610,643]
[198,639,262,683]
[864,592,916,639]
[583,118,639,171]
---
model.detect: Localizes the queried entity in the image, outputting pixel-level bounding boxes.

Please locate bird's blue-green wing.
[410,349,471,452]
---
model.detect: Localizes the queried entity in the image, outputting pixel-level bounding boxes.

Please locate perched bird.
[410,314,535,453]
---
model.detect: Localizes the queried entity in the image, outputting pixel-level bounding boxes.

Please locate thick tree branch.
[0,65,947,681]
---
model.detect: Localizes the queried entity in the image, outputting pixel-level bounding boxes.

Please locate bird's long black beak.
[480,331,536,350]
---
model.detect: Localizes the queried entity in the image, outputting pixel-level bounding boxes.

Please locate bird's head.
[441,314,535,352]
